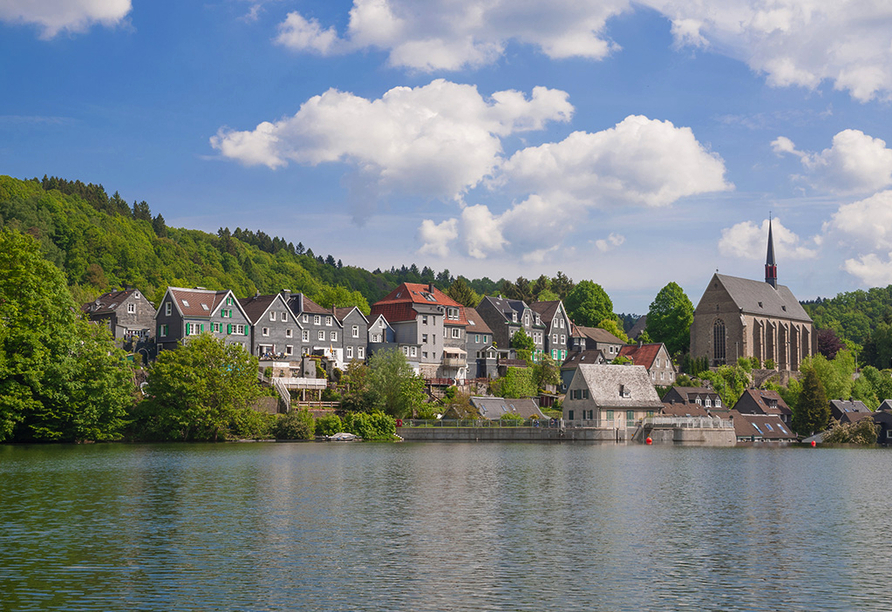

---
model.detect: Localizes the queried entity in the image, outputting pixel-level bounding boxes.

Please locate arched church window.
[713,319,726,365]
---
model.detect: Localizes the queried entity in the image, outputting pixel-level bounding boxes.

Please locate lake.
[2,442,891,611]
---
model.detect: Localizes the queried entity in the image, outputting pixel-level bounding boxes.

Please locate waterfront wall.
[398,427,621,442]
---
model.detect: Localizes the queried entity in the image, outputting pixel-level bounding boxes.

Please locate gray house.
[336,306,369,364]
[155,286,251,353]
[283,291,345,366]
[570,324,626,359]
[476,296,545,360]
[530,300,571,362]
[239,292,304,360]
[82,288,156,341]
[464,306,496,379]
[562,364,663,428]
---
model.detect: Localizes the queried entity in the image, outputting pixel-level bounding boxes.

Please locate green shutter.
[244,326,249,336]
[200,324,204,332]
[227,324,232,335]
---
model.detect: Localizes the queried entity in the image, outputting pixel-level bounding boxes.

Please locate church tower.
[765,218,777,289]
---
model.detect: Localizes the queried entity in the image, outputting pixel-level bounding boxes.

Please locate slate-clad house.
[562,364,663,428]
[829,399,872,423]
[559,349,607,392]
[531,300,571,362]
[662,386,724,410]
[155,287,251,352]
[283,291,344,365]
[239,292,303,359]
[82,288,156,340]
[476,296,545,359]
[732,389,792,426]
[618,342,676,385]
[336,306,369,364]
[464,306,496,379]
[370,283,469,379]
[570,325,626,358]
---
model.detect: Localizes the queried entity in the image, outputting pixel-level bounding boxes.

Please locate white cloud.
[274,0,630,71]
[275,11,340,54]
[648,0,892,101]
[824,190,892,252]
[417,218,458,257]
[0,0,131,38]
[596,233,626,252]
[460,204,507,259]
[772,129,892,194]
[210,79,573,203]
[719,218,817,261]
[842,253,892,287]
[499,115,731,208]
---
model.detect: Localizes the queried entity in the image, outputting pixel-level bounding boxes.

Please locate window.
[447,307,459,320]
[286,329,293,338]
[606,410,614,420]
[127,303,135,314]
[553,318,559,328]
[302,314,309,323]
[451,328,460,338]
[560,334,566,344]
[715,399,721,408]
[402,347,409,356]
[713,318,726,364]
[660,371,665,381]
[352,325,359,338]
[160,324,168,336]
[285,345,293,356]
[330,331,337,341]
[475,334,480,343]
[422,352,428,359]
[260,327,268,336]
[372,334,381,342]
[282,312,288,322]
[318,331,325,341]
[182,299,190,308]
[314,315,321,325]
[620,385,630,398]
[346,346,354,358]
[410,347,417,357]
[357,347,364,359]
[422,334,429,343]
[560,318,565,329]
[227,296,232,306]
[553,334,558,344]
[269,312,277,321]
[238,324,246,335]
[165,302,171,316]
[422,315,428,325]
[302,330,309,341]
[568,410,575,420]
[705,398,711,407]
[524,314,530,326]
[326,316,332,326]
[483,335,488,343]
[512,312,518,322]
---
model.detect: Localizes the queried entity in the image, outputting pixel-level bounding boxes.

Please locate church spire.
[765,215,777,289]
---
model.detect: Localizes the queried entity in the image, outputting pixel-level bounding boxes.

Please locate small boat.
[327,432,360,441]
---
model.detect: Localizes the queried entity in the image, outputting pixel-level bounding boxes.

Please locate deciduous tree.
[646,282,694,356]
[564,280,613,327]
[792,368,830,436]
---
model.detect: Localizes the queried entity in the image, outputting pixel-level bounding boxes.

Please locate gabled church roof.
[709,273,812,323]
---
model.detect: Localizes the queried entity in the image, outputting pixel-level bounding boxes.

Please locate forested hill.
[0,175,410,311]
[802,288,892,362]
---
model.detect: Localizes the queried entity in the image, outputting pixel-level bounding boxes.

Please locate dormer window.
[512,312,518,322]
[620,385,630,398]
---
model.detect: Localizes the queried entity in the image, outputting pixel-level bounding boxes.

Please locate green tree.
[799,351,855,400]
[491,367,537,398]
[597,317,629,343]
[700,364,750,408]
[447,277,481,308]
[0,228,133,442]
[532,355,560,388]
[275,409,315,440]
[564,280,613,327]
[550,271,575,299]
[137,334,262,441]
[313,285,370,315]
[646,282,694,356]
[792,368,831,436]
[823,418,878,445]
[510,328,536,362]
[367,348,426,418]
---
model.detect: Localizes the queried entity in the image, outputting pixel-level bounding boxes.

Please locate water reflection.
[2,443,891,611]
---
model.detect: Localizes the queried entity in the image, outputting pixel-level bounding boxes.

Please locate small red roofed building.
[370,283,469,380]
[618,342,676,386]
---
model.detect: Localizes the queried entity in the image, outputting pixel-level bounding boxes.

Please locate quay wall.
[397,427,618,442]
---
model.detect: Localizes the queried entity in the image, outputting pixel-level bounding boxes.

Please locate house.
[729,410,796,442]
[732,389,792,426]
[82,288,156,341]
[559,349,607,392]
[155,287,251,352]
[282,291,345,366]
[829,399,872,423]
[662,386,724,411]
[464,306,496,379]
[871,406,892,444]
[690,219,815,371]
[370,283,469,379]
[562,364,663,428]
[627,315,648,341]
[239,292,303,360]
[476,296,546,359]
[570,325,626,359]
[335,306,369,365]
[618,342,676,386]
[530,300,571,362]
[366,314,422,374]
[469,396,546,421]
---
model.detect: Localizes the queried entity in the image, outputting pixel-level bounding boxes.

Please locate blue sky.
[3,1,892,314]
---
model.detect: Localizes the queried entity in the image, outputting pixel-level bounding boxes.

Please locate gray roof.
[572,364,663,409]
[469,397,544,420]
[480,295,529,322]
[575,326,626,345]
[712,274,811,322]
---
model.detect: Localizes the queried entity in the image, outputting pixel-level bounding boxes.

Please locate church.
[689,221,815,371]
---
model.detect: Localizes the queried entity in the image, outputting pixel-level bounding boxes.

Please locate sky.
[3,1,892,314]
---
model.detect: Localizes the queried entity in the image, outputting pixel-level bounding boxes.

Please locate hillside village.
[80,221,892,445]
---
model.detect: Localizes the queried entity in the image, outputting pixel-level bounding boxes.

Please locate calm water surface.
[1,442,891,611]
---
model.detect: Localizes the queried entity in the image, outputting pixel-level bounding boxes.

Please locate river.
[2,442,891,611]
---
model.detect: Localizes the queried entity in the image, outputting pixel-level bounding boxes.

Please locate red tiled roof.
[372,283,468,325]
[81,288,144,315]
[464,307,493,334]
[168,287,230,318]
[530,300,560,321]
[618,343,664,369]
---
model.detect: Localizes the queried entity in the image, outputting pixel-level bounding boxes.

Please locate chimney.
[428,283,435,293]
[281,289,291,300]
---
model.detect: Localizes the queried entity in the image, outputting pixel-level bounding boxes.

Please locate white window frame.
[262,327,270,337]
[451,328,460,338]
[302,314,309,323]
[302,330,309,341]
[346,346,354,358]
[286,329,293,338]
[352,325,359,338]
[160,324,168,337]
[318,331,325,341]
[326,316,332,326]
[269,312,277,321]
[330,331,337,341]
[127,303,135,314]
[285,345,293,356]
[358,347,364,359]
[410,347,417,357]
[314,315,321,325]
[165,302,171,316]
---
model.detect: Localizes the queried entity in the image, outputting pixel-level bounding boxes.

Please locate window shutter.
[200,324,204,332]
[227,324,232,335]
[244,326,249,336]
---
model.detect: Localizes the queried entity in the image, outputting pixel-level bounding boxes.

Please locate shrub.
[275,409,315,440]
[822,418,878,445]
[230,408,277,439]
[315,413,343,436]
[500,412,525,424]
[342,411,396,440]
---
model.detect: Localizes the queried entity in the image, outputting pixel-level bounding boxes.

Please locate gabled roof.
[661,402,710,417]
[530,300,562,322]
[287,293,330,316]
[628,315,647,339]
[733,389,791,416]
[665,386,721,404]
[464,307,493,335]
[371,283,468,325]
[571,364,663,409]
[334,306,369,325]
[561,350,607,370]
[706,273,811,322]
[730,410,796,440]
[829,399,871,414]
[618,343,667,369]
[82,288,149,315]
[162,287,235,319]
[479,295,530,323]
[469,396,544,420]
[238,294,279,325]
[575,326,626,345]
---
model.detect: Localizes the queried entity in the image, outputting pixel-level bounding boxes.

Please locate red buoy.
[646,437,653,445]
[811,440,816,447]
